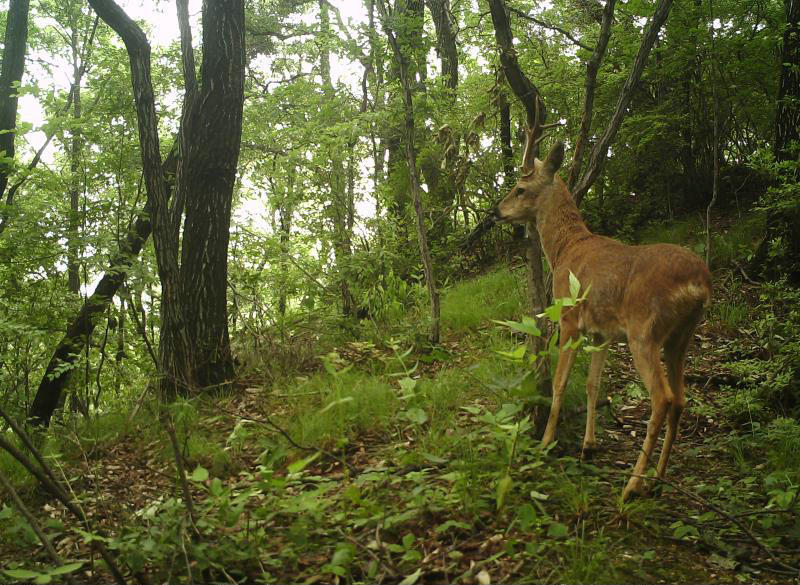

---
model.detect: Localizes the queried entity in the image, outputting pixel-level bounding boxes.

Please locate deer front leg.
[582,345,608,458]
[541,319,578,446]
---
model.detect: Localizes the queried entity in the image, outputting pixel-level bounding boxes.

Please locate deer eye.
[515,188,525,197]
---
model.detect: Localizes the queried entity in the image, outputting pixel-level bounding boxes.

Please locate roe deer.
[494,130,712,500]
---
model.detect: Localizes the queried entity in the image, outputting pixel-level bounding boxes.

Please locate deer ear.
[543,141,565,179]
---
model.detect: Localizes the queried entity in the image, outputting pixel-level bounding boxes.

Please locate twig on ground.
[337,527,399,579]
[0,470,80,585]
[626,472,800,576]
[213,405,357,473]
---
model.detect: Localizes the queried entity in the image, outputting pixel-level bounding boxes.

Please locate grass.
[440,267,526,333]
[637,210,765,269]
[4,238,800,584]
[287,369,399,448]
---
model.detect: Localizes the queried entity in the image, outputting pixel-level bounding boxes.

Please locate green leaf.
[569,271,581,299]
[493,316,541,337]
[4,569,43,580]
[495,345,526,362]
[288,451,321,474]
[399,568,423,585]
[539,302,563,323]
[190,466,208,482]
[47,563,83,576]
[319,396,354,414]
[404,407,428,425]
[547,522,569,539]
[529,490,549,501]
[398,376,417,395]
[496,474,513,510]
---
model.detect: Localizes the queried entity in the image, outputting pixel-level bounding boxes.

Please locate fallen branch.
[627,472,800,576]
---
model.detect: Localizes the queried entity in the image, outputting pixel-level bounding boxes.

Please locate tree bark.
[86,0,189,401]
[319,0,355,317]
[377,0,440,344]
[28,150,177,426]
[174,0,244,392]
[752,0,800,279]
[572,0,674,205]
[67,25,83,295]
[0,0,30,200]
[775,0,800,163]
[567,0,617,193]
[487,0,549,313]
[427,0,458,92]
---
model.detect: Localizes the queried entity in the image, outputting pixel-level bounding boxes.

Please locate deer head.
[495,129,565,225]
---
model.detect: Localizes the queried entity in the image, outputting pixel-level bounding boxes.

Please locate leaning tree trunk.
[0,0,30,200]
[28,151,177,426]
[572,0,674,205]
[488,0,550,313]
[567,0,616,192]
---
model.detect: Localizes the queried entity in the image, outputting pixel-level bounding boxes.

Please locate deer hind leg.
[623,338,673,501]
[541,319,578,446]
[656,314,699,480]
[582,344,608,458]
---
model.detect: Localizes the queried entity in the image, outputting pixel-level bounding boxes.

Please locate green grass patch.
[637,211,765,269]
[441,268,525,333]
[288,369,399,448]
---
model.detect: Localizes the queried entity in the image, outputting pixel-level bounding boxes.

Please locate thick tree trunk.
[0,0,30,200]
[175,0,244,392]
[572,0,674,205]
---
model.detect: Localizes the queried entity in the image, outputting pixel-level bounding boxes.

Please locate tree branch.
[507,6,596,52]
[572,0,674,205]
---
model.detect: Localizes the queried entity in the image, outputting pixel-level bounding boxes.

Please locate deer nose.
[492,207,504,221]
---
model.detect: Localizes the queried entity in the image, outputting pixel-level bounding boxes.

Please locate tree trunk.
[28,151,177,426]
[775,0,800,163]
[753,0,800,279]
[0,0,30,200]
[427,0,458,91]
[567,0,616,193]
[174,0,244,392]
[377,0,441,344]
[319,0,354,317]
[572,0,674,205]
[488,0,549,312]
[67,26,83,295]
[488,0,554,436]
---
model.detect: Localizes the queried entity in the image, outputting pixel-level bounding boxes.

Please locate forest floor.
[3,223,800,583]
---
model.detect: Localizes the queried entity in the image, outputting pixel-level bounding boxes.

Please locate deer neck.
[534,183,591,268]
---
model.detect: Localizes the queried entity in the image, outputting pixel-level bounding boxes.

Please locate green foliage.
[288,358,399,448]
[441,268,525,332]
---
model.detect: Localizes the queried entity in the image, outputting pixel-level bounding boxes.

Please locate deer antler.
[521,95,548,174]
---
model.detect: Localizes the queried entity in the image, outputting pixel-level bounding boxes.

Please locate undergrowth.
[2,216,800,584]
